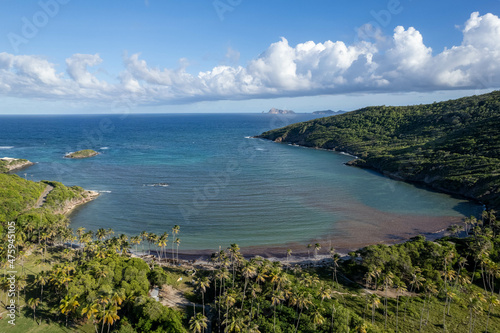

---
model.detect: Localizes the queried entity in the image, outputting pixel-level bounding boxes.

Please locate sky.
[0,0,499,114]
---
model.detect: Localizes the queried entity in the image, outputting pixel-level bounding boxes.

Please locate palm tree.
[27,297,40,322]
[60,294,80,327]
[314,243,321,258]
[172,225,180,262]
[223,310,248,333]
[312,307,325,331]
[76,227,86,247]
[175,237,181,263]
[130,236,141,254]
[140,230,149,253]
[485,294,499,333]
[370,293,381,325]
[286,249,292,268]
[395,281,407,332]
[271,290,284,332]
[292,292,312,333]
[194,276,211,317]
[307,244,312,259]
[240,260,257,310]
[34,271,48,302]
[102,304,120,333]
[96,228,107,241]
[382,272,394,329]
[189,312,208,333]
[82,302,100,333]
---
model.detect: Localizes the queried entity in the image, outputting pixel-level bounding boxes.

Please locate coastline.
[58,190,100,215]
[1,157,35,172]
[256,136,486,208]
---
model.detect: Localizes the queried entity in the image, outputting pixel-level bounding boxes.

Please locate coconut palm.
[174,237,181,263]
[172,225,180,262]
[370,293,381,325]
[395,281,407,332]
[96,228,107,241]
[189,312,208,333]
[286,249,292,269]
[312,307,325,330]
[485,294,499,332]
[102,304,120,333]
[291,291,312,333]
[314,243,321,258]
[240,260,257,310]
[194,276,211,317]
[271,290,284,332]
[27,297,40,322]
[60,294,80,327]
[82,302,100,333]
[34,271,48,302]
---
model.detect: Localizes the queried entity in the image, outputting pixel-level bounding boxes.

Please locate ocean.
[0,113,481,255]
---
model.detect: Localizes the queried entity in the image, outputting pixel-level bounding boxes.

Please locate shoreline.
[130,223,456,263]
[256,136,487,208]
[58,190,100,215]
[1,157,35,172]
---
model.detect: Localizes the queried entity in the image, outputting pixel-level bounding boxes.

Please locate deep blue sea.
[0,114,481,254]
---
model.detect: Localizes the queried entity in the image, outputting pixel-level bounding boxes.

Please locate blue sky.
[0,0,499,114]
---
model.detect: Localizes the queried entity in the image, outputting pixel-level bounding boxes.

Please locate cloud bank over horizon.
[1,12,499,107]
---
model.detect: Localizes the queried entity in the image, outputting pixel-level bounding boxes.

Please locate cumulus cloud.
[1,12,500,106]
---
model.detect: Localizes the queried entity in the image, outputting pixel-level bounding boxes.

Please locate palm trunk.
[295,308,303,333]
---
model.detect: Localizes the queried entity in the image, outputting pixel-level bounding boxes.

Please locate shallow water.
[0,113,481,253]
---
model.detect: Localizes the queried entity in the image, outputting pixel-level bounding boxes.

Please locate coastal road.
[34,184,54,208]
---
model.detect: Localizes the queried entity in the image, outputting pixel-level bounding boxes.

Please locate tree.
[194,276,211,317]
[27,297,40,322]
[102,304,120,333]
[370,293,380,325]
[172,225,180,262]
[60,294,80,327]
[189,312,208,333]
[240,260,257,310]
[34,271,48,302]
[82,302,100,333]
[292,291,312,333]
[314,243,321,258]
[485,294,499,333]
[271,290,284,332]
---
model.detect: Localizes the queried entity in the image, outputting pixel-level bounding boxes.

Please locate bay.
[0,113,481,253]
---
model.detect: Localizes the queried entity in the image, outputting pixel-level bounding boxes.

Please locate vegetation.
[2,91,500,331]
[1,185,500,333]
[257,91,500,209]
[65,150,99,159]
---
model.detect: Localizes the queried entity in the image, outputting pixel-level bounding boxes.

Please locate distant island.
[257,91,500,210]
[312,110,345,115]
[65,149,99,159]
[264,107,295,114]
[0,157,34,172]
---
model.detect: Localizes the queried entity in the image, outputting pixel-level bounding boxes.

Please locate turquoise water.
[0,114,481,253]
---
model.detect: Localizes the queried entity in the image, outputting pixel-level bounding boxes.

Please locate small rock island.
[264,107,295,115]
[65,149,99,159]
[0,157,34,172]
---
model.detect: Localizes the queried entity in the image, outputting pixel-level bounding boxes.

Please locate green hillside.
[257,91,500,209]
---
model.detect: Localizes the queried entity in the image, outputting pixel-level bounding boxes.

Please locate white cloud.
[1,12,500,107]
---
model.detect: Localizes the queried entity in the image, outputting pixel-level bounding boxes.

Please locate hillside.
[0,173,98,238]
[257,91,500,209]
